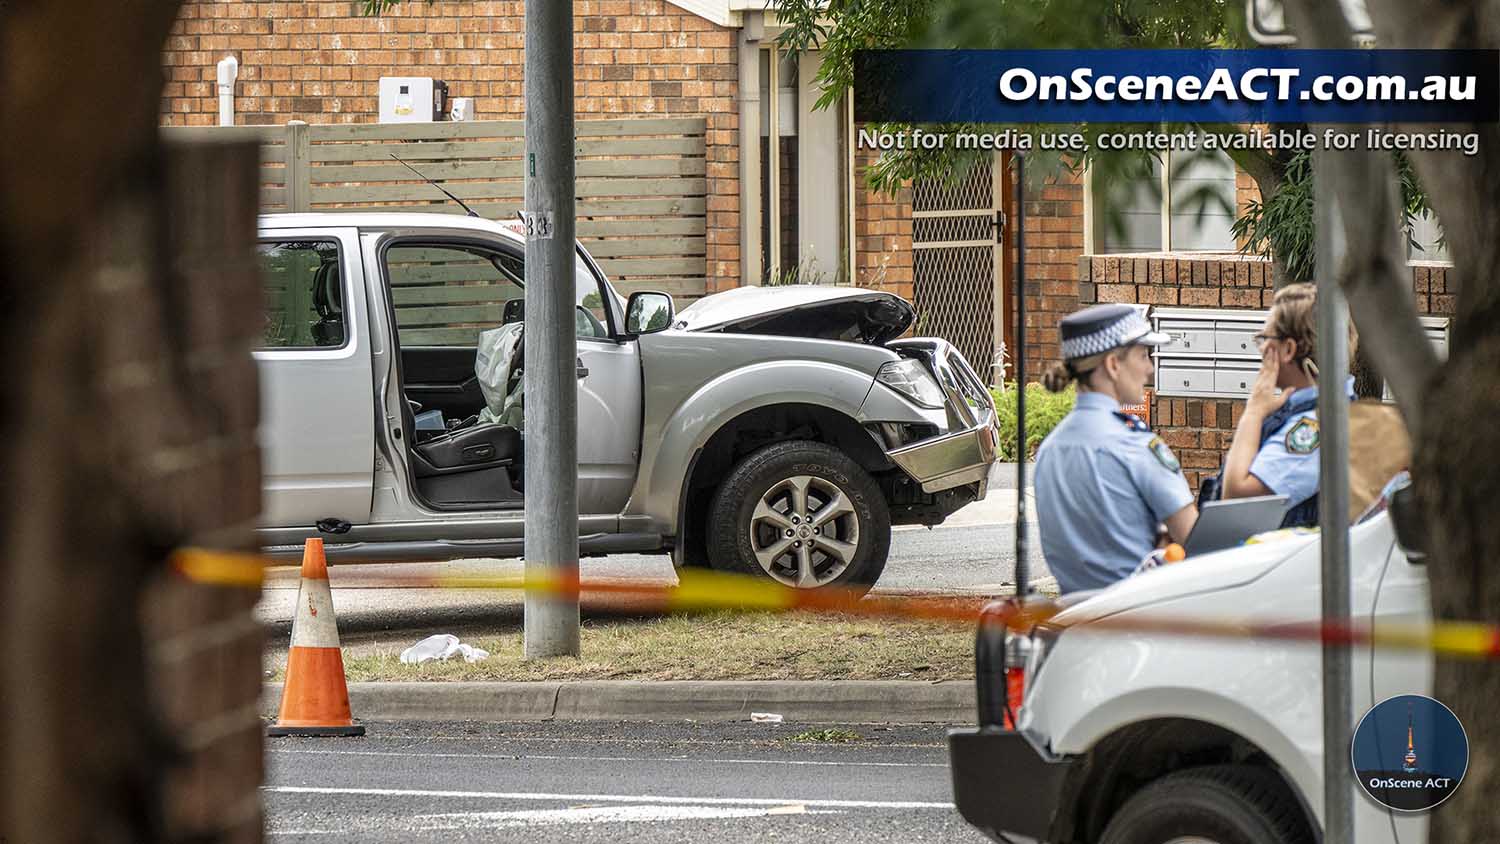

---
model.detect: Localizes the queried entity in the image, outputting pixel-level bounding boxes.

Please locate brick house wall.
[1079,252,1455,489]
[852,145,914,301]
[161,0,743,290]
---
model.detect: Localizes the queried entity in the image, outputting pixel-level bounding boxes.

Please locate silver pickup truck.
[255,212,998,592]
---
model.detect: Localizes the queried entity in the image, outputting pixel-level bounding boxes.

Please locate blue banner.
[853,50,1499,124]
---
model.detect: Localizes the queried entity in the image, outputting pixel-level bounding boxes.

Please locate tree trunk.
[0,3,266,842]
[1361,3,1500,835]
[1414,333,1500,842]
[1280,0,1500,840]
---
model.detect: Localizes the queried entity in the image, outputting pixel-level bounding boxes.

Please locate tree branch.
[1280,0,1441,434]
[1325,148,1441,433]
[1362,0,1500,353]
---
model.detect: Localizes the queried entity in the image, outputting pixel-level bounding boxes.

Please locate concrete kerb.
[261,680,977,724]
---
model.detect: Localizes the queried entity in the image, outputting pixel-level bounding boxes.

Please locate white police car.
[949,478,1431,844]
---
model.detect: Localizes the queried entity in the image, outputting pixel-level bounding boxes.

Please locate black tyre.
[706,440,890,593]
[1100,765,1314,844]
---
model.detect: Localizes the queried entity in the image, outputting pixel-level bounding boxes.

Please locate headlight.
[876,359,947,409]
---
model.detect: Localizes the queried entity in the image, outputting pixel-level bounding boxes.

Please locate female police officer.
[1034,304,1198,594]
[1211,282,1355,527]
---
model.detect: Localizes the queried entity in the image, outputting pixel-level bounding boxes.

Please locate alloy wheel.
[748,474,860,588]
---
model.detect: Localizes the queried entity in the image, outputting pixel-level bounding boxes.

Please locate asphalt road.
[264,720,989,843]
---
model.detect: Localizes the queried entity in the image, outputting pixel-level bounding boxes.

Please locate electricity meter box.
[378,77,449,123]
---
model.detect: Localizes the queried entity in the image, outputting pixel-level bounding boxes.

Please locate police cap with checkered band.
[1059,304,1172,361]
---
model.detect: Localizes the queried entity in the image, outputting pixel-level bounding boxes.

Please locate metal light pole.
[522,0,580,658]
[1013,153,1030,598]
[1314,148,1355,843]
[1247,5,1361,838]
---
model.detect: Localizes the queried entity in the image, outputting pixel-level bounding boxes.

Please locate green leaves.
[1232,149,1435,283]
[991,383,1076,461]
[1232,148,1313,281]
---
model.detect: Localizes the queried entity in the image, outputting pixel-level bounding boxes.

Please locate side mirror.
[502,298,524,325]
[626,291,674,335]
[1389,481,1428,561]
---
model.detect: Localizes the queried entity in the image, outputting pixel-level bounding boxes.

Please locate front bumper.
[886,414,998,493]
[884,341,999,493]
[948,727,1074,843]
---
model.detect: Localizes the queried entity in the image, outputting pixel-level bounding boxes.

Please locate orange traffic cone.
[268,538,364,737]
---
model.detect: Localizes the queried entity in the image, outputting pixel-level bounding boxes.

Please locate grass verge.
[788,728,864,743]
[269,609,977,683]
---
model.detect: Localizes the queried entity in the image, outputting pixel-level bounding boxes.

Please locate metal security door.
[911,153,1006,384]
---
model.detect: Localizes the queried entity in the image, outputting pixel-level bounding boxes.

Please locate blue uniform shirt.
[1035,392,1194,594]
[1249,377,1356,512]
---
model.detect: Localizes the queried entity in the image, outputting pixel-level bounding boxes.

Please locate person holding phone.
[1205,283,1355,527]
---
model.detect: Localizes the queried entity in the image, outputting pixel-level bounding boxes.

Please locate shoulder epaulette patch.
[1285,417,1320,455]
[1147,435,1181,472]
[1113,411,1150,432]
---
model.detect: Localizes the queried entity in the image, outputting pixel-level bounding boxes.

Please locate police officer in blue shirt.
[1034,304,1199,594]
[1209,282,1353,527]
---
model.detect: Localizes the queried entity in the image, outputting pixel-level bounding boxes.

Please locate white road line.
[267,747,946,768]
[367,732,947,751]
[419,803,814,826]
[263,785,955,810]
[268,804,827,836]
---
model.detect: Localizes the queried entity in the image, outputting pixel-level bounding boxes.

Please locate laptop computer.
[1183,494,1290,556]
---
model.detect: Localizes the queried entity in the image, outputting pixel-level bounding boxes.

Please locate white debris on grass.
[400,633,491,664]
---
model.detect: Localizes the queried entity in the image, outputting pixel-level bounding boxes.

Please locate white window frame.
[1085,149,1237,254]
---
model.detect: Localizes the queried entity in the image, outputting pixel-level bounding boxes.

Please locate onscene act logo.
[1352,694,1468,812]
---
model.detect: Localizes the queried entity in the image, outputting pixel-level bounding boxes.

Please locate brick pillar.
[853,144,913,301]
[1015,168,1084,376]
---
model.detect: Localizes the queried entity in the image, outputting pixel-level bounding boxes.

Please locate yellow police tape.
[168,545,1500,660]
[169,548,268,589]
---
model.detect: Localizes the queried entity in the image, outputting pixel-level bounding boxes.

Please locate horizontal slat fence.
[164,119,709,313]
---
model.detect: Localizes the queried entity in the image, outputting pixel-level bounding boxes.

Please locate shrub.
[991,383,1076,461]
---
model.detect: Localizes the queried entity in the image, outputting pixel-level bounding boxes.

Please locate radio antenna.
[388,153,479,217]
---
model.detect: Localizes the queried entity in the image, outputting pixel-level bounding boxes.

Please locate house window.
[1091,149,1238,253]
[758,45,849,284]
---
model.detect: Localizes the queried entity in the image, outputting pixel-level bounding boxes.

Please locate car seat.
[395,326,523,506]
[310,258,344,346]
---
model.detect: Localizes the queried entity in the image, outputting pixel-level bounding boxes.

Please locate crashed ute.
[255,213,998,592]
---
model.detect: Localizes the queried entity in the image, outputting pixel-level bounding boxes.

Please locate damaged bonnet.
[672,285,916,346]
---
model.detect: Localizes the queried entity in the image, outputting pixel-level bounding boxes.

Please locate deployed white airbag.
[474,322,523,427]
